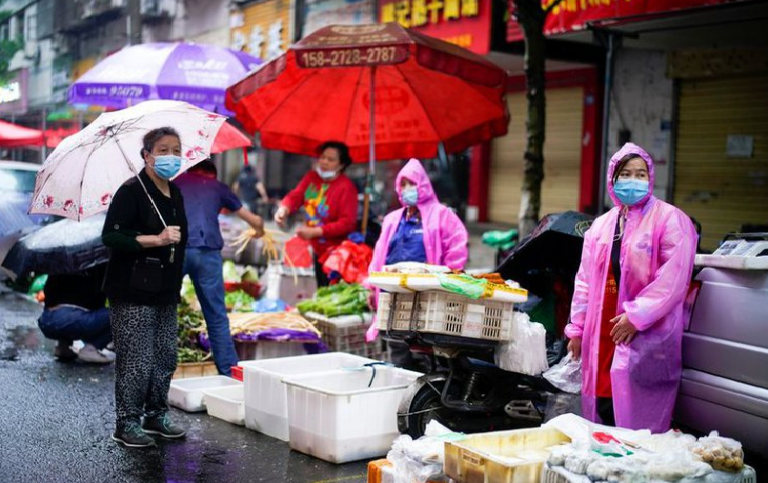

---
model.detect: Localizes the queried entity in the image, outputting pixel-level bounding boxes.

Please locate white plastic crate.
[203,385,245,426]
[283,366,422,464]
[238,352,375,441]
[376,291,515,341]
[168,376,242,412]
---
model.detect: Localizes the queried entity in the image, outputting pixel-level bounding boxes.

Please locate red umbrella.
[226,22,509,230]
[0,120,45,148]
[226,23,509,163]
[211,121,251,154]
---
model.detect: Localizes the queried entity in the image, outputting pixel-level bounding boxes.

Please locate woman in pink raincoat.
[366,159,469,367]
[566,143,696,433]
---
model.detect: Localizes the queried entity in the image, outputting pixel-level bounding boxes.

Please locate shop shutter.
[674,74,768,251]
[489,87,584,224]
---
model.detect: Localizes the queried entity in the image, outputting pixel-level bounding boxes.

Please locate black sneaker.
[142,414,186,439]
[112,421,156,448]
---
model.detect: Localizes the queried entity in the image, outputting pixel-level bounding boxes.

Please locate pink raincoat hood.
[607,143,655,208]
[566,144,696,434]
[365,159,469,341]
[395,158,438,207]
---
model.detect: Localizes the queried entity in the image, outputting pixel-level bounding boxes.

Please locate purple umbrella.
[69,42,261,114]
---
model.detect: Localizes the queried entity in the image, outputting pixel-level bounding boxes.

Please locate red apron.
[596,262,619,398]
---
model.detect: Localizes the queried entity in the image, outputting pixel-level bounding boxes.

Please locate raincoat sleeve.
[320,181,358,239]
[565,231,594,339]
[622,210,697,331]
[280,173,312,213]
[102,185,142,252]
[439,208,468,270]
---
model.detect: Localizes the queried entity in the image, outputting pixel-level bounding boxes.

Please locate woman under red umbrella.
[273,141,358,287]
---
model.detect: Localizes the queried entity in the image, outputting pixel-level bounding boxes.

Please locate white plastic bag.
[386,422,459,483]
[543,353,582,393]
[495,312,549,376]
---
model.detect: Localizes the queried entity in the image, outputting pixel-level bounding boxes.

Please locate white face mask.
[316,166,338,180]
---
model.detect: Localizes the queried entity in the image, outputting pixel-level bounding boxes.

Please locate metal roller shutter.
[674,74,768,251]
[489,87,584,224]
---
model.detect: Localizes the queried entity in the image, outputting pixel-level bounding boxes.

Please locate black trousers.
[110,302,178,426]
[314,254,329,287]
[597,397,616,426]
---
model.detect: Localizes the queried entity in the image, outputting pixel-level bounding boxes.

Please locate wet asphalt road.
[0,291,368,483]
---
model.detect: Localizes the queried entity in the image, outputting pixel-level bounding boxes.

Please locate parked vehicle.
[675,233,768,455]
[0,160,46,281]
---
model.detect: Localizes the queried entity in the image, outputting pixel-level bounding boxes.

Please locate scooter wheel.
[401,380,450,439]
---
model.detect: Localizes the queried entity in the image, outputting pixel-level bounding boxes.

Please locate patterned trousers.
[110,302,178,426]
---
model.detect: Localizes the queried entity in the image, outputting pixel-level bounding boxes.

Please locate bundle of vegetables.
[224,289,255,312]
[227,312,321,336]
[230,228,281,262]
[296,283,369,318]
[177,298,210,363]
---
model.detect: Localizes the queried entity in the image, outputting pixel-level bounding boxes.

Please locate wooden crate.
[173,361,218,379]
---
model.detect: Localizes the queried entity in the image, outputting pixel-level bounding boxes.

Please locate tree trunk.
[515,0,547,238]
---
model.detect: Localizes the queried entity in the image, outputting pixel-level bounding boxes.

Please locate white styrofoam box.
[168,376,241,412]
[367,272,528,303]
[203,385,245,426]
[283,366,422,464]
[239,352,376,441]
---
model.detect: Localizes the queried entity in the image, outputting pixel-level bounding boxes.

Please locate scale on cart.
[675,232,768,456]
[695,233,768,269]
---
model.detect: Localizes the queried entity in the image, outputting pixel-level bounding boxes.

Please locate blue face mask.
[614,179,649,206]
[153,155,182,180]
[402,187,419,207]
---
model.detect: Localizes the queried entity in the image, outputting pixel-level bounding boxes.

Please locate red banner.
[508,0,746,42]
[379,0,492,55]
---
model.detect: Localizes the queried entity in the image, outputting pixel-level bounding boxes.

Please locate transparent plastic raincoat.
[565,143,697,433]
[365,159,468,341]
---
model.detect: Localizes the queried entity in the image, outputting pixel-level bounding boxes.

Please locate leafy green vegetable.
[241,267,259,283]
[225,290,255,312]
[177,299,209,363]
[223,260,239,283]
[297,283,369,317]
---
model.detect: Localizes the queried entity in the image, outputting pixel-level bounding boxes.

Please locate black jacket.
[102,169,188,306]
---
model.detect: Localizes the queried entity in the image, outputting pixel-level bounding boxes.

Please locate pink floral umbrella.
[30,100,227,221]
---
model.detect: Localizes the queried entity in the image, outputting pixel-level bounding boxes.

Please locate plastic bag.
[321,240,373,284]
[543,353,582,394]
[386,421,461,483]
[691,431,745,472]
[544,393,581,423]
[495,312,549,376]
[284,236,313,268]
[437,273,487,299]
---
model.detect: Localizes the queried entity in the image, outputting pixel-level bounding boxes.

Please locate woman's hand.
[157,225,181,246]
[296,226,322,240]
[567,337,582,360]
[367,292,377,312]
[610,313,637,344]
[274,205,289,227]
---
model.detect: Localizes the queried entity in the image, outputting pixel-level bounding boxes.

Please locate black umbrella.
[497,211,594,286]
[1,213,108,279]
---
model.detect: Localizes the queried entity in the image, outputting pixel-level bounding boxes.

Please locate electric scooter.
[385,320,567,439]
